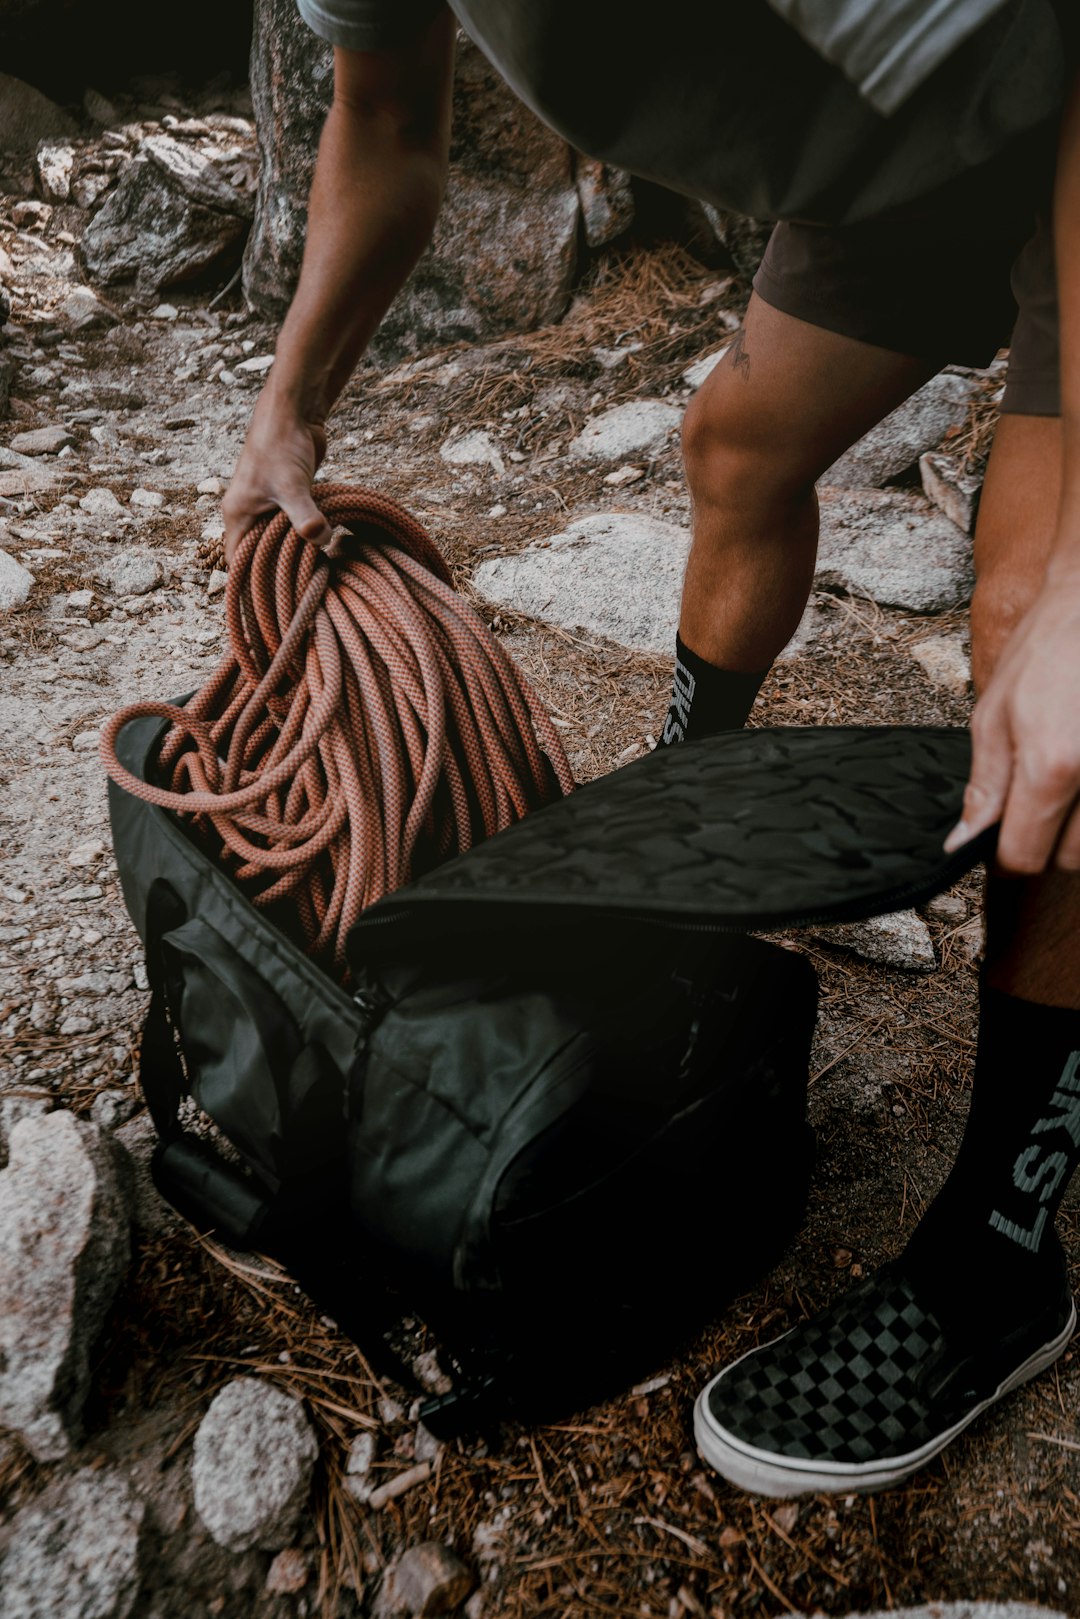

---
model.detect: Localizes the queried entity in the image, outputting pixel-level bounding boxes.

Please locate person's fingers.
[278,486,334,551]
[222,489,271,566]
[943,699,1013,853]
[1053,796,1080,871]
[996,750,1080,873]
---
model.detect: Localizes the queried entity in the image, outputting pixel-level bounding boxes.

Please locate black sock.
[902,980,1080,1337]
[661,635,769,745]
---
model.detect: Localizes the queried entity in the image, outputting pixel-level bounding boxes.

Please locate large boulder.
[241,0,334,315]
[0,1111,131,1460]
[81,128,257,298]
[823,374,975,489]
[0,72,76,156]
[243,5,580,352]
[0,1467,145,1619]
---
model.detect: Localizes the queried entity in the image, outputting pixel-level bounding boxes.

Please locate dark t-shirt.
[295,0,1066,224]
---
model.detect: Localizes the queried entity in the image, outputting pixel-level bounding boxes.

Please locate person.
[223,0,1080,1496]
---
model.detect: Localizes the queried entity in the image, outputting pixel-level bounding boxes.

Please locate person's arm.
[223,7,455,560]
[945,70,1080,873]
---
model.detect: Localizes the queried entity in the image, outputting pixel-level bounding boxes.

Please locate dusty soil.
[1,137,1078,1619]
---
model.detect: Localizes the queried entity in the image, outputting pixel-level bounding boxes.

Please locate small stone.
[412,1350,452,1395]
[59,285,117,332]
[265,1550,309,1596]
[10,425,75,456]
[910,634,972,698]
[91,1089,138,1131]
[58,883,103,902]
[486,504,507,518]
[163,414,197,430]
[68,838,105,868]
[379,1395,404,1426]
[84,86,120,125]
[920,451,983,535]
[150,303,178,320]
[0,1466,145,1619]
[414,1423,444,1466]
[200,514,225,543]
[603,465,644,486]
[207,569,228,596]
[682,346,731,390]
[65,589,95,612]
[59,1014,95,1035]
[0,550,34,610]
[569,399,682,463]
[0,1113,131,1459]
[440,430,506,478]
[375,1542,473,1619]
[98,553,163,597]
[197,476,225,494]
[80,487,124,518]
[814,910,937,973]
[192,1377,319,1552]
[234,354,274,374]
[218,369,237,386]
[129,487,164,509]
[575,157,635,248]
[347,1430,377,1478]
[926,894,967,924]
[34,140,75,202]
[71,172,112,210]
[73,730,101,752]
[0,1095,50,1164]
[12,198,50,227]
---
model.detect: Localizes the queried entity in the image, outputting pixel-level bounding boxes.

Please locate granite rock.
[0,1112,131,1460]
[192,1377,319,1552]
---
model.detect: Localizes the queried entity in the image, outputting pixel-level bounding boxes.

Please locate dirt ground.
[1,157,1079,1619]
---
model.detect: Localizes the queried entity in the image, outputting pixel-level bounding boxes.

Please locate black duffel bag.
[108,716,993,1432]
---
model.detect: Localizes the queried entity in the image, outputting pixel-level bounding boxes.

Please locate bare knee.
[681,380,816,519]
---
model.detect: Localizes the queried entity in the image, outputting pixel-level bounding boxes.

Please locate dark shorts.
[752,127,1060,418]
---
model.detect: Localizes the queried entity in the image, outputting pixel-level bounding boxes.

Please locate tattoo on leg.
[729,327,750,380]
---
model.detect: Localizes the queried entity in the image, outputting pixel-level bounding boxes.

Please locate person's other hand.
[945,574,1080,872]
[222,387,335,564]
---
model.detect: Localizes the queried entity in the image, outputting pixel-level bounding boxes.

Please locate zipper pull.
[352,975,392,1044]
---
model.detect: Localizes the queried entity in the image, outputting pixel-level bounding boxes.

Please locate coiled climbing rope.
[101,485,575,978]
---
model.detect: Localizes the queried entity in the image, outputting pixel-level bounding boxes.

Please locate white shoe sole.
[693,1299,1077,1498]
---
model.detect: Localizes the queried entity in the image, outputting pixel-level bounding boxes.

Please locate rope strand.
[101,485,575,978]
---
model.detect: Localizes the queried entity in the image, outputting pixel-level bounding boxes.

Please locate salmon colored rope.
[100,485,575,977]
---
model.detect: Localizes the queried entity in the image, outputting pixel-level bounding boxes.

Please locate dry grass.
[367,244,745,432]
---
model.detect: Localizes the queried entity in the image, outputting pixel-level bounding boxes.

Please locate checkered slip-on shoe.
[694,1263,1076,1497]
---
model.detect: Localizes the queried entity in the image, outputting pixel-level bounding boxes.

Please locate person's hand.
[945,573,1080,873]
[222,386,335,564]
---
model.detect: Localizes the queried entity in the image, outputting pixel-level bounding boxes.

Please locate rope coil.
[101,485,575,977]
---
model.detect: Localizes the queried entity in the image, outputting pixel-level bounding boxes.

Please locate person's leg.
[897,414,1080,1331]
[665,292,935,742]
[969,413,1080,1010]
[693,411,1080,1500]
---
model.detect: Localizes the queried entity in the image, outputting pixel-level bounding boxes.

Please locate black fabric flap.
[347,726,995,962]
